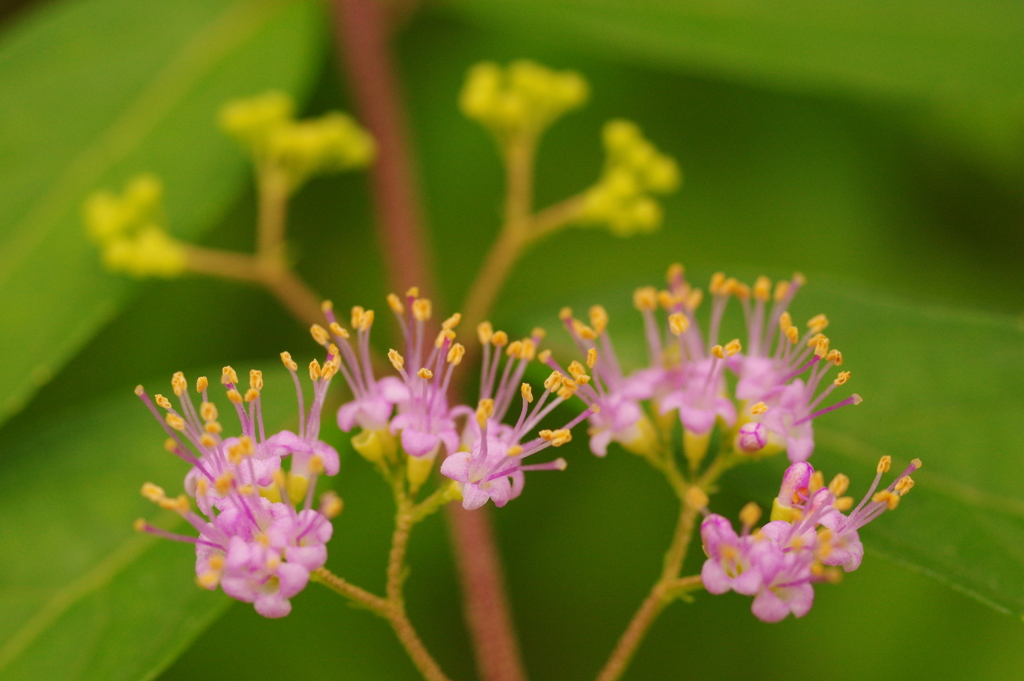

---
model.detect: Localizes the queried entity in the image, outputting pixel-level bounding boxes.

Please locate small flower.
[545,303,665,457]
[702,457,920,622]
[133,360,341,618]
[441,325,597,509]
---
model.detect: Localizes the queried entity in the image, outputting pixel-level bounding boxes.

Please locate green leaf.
[0,366,302,680]
[0,0,325,426]
[442,0,1024,167]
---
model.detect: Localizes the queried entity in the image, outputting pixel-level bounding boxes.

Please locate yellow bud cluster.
[83,175,186,279]
[219,91,375,190]
[578,119,681,237]
[460,60,588,142]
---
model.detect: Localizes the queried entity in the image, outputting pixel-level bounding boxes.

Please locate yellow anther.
[196,376,209,393]
[387,349,406,372]
[834,371,850,386]
[204,421,223,434]
[350,305,365,329]
[724,339,742,356]
[329,322,349,339]
[538,349,552,364]
[568,361,588,381]
[668,312,689,336]
[133,518,148,532]
[163,438,177,453]
[711,345,725,359]
[417,368,434,380]
[895,476,915,495]
[359,309,375,332]
[319,491,344,518]
[544,371,564,392]
[506,340,524,359]
[309,456,325,475]
[575,375,591,386]
[814,336,830,358]
[221,366,238,385]
[548,429,572,446]
[556,386,575,400]
[492,330,508,347]
[215,472,234,496]
[280,352,298,371]
[657,290,675,310]
[559,307,573,321]
[828,473,850,496]
[406,286,420,298]
[774,280,790,302]
[521,383,534,403]
[807,314,829,333]
[387,293,404,315]
[686,289,704,310]
[447,343,466,365]
[141,482,165,502]
[573,320,597,340]
[227,443,243,464]
[208,555,225,571]
[810,471,825,492]
[249,369,264,391]
[560,375,578,390]
[309,359,322,381]
[730,281,750,301]
[531,327,547,340]
[244,388,260,402]
[477,321,494,345]
[171,372,187,397]
[753,276,771,302]
[806,332,824,348]
[666,262,684,283]
[200,434,216,448]
[911,458,923,469]
[633,286,657,311]
[155,394,172,410]
[476,398,495,427]
[507,445,523,457]
[877,456,892,473]
[310,324,329,346]
[751,401,768,415]
[165,413,186,431]
[320,360,339,381]
[873,490,901,510]
[589,305,609,334]
[520,338,537,360]
[321,300,334,314]
[328,343,340,357]
[586,348,598,368]
[238,485,256,498]
[412,298,432,322]
[739,502,762,529]
[786,326,799,344]
[435,328,456,348]
[779,312,793,332]
[161,494,190,514]
[826,349,843,366]
[442,312,462,330]
[833,496,854,511]
[685,486,709,510]
[709,272,726,296]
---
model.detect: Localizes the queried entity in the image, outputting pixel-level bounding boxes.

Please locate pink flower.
[442,329,597,509]
[699,514,763,596]
[134,362,342,618]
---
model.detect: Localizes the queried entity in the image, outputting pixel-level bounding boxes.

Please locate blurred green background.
[0,1,1022,680]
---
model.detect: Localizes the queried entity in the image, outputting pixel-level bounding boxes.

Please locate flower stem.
[594,498,700,681]
[183,245,323,326]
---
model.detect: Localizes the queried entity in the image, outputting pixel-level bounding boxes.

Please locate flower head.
[701,457,920,622]
[133,359,341,618]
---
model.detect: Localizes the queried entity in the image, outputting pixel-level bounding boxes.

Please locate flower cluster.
[83,174,186,278]
[553,264,860,467]
[460,60,589,145]
[700,457,920,621]
[326,289,597,509]
[220,90,375,190]
[577,120,681,236]
[134,356,342,618]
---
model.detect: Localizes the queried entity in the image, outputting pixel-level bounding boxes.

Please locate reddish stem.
[328,2,527,680]
[330,0,434,295]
